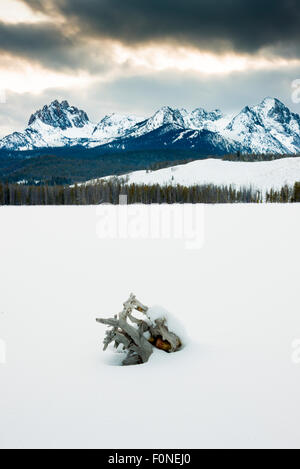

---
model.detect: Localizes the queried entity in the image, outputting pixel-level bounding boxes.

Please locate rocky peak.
[92,113,141,138]
[226,105,263,132]
[253,97,298,126]
[192,108,223,120]
[28,100,90,130]
[149,106,185,128]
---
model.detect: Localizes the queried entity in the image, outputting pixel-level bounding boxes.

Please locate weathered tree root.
[96,293,182,366]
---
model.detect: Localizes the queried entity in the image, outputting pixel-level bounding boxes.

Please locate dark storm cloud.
[0,20,110,72]
[23,0,300,56]
[0,20,77,69]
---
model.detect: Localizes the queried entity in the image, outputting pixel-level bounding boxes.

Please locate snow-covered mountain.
[222,98,300,154]
[28,99,90,130]
[0,100,95,151]
[1,97,300,155]
[183,107,226,130]
[128,106,185,138]
[90,113,141,147]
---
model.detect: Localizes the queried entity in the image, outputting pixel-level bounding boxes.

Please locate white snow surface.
[0,205,300,449]
[99,157,300,193]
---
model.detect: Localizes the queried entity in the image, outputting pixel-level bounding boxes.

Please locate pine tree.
[292,182,300,202]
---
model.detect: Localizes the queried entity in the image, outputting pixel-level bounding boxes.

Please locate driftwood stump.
[96,293,182,366]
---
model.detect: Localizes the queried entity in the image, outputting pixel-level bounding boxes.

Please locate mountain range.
[1,97,300,156]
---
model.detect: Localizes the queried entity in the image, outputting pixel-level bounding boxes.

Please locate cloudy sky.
[0,0,300,136]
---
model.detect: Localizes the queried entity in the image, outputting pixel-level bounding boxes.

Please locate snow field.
[0,205,299,448]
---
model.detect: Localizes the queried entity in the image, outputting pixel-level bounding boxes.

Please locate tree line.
[0,180,299,205]
[223,152,300,162]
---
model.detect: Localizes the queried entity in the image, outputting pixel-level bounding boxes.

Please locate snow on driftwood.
[96,293,183,366]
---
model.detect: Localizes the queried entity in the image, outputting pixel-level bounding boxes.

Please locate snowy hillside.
[0,205,299,449]
[1,98,300,155]
[96,157,300,193]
